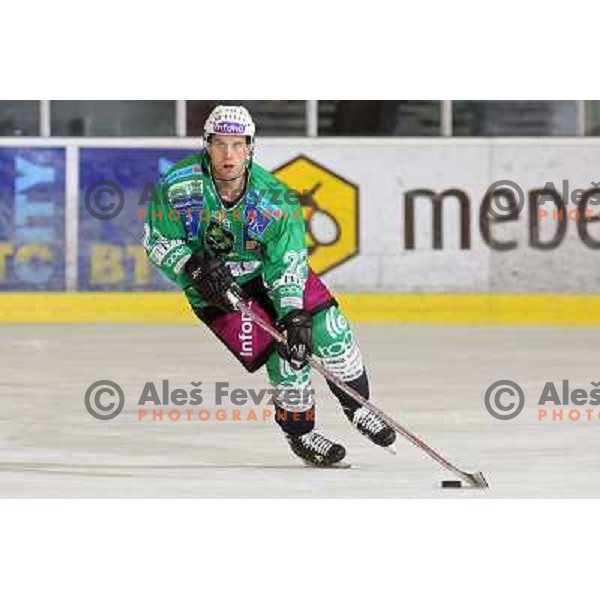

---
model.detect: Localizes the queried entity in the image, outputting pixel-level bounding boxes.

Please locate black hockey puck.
[441,480,462,488]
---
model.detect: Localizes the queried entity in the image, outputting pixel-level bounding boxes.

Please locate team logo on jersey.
[272,156,359,276]
[205,220,235,258]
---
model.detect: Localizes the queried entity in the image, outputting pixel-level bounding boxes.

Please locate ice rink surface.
[1,322,598,498]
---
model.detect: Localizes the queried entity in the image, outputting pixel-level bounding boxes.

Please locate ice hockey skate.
[285,431,348,468]
[348,405,397,452]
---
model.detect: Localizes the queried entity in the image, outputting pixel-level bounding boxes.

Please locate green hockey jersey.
[143,152,308,318]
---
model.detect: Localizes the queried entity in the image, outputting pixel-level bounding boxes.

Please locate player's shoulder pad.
[249,161,286,189]
[248,161,294,216]
[162,153,206,187]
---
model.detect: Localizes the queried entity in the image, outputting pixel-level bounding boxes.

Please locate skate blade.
[384,443,397,455]
[302,460,352,469]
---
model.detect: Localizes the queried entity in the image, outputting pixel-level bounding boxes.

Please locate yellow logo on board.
[272,155,359,275]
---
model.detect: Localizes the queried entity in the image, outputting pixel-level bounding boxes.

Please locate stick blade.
[466,470,489,489]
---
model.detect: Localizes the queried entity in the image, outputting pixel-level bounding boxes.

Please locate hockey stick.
[226,289,489,489]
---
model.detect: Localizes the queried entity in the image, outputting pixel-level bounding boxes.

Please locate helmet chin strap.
[211,171,245,183]
[210,166,249,206]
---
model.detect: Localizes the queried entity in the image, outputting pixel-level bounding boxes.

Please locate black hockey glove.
[184,251,237,310]
[276,310,312,370]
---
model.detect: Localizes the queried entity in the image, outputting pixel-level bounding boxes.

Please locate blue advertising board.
[78,147,196,291]
[0,147,66,291]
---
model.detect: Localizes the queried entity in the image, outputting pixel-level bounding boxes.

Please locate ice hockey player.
[143,104,396,466]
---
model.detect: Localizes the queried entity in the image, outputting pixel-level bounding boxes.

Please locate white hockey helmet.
[203,105,256,145]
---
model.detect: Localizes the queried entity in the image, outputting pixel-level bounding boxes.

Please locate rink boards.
[2,292,600,324]
[1,138,600,323]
